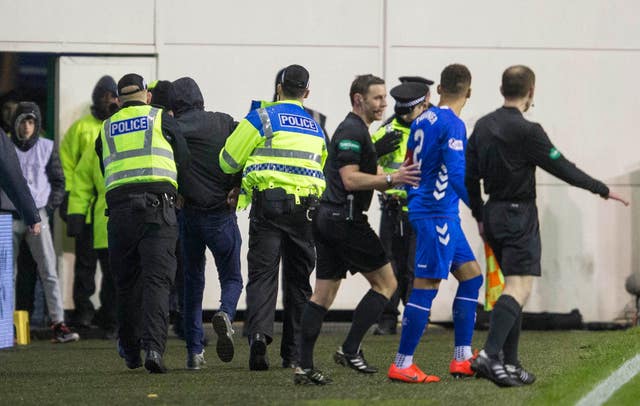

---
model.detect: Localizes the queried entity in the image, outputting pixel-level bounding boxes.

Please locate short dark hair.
[439,64,471,96]
[501,65,535,99]
[349,74,385,105]
[281,85,307,99]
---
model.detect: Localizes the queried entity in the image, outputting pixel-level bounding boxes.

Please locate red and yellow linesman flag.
[484,242,505,311]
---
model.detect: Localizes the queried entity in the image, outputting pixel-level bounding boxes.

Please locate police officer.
[371,77,433,335]
[60,76,118,329]
[219,64,326,371]
[466,65,628,386]
[95,73,189,373]
[294,74,421,385]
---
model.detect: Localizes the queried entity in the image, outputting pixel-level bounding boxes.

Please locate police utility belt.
[106,192,176,224]
[251,187,319,220]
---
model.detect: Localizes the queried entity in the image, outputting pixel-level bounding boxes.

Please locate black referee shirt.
[322,112,378,212]
[465,106,609,221]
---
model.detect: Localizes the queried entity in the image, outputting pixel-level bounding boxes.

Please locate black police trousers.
[378,207,416,324]
[107,192,177,355]
[246,205,314,364]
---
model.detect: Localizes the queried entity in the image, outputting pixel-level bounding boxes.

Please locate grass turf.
[0,326,639,405]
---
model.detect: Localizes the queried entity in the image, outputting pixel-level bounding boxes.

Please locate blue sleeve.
[442,118,470,207]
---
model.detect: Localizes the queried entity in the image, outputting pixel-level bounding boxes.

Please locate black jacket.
[466,106,609,221]
[173,77,240,211]
[0,128,40,225]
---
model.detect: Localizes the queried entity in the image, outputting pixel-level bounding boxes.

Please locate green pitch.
[1,327,639,405]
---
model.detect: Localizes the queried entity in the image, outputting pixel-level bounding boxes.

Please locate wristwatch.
[385,174,393,187]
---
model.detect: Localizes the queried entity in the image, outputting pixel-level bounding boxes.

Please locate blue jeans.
[181,207,243,355]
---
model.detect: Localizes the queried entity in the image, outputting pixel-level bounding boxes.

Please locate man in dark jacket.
[0,127,40,230]
[172,77,243,370]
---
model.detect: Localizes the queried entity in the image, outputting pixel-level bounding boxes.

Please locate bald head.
[501,65,535,99]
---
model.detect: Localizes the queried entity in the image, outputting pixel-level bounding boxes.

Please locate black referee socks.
[342,289,388,355]
[484,294,522,359]
[299,301,328,370]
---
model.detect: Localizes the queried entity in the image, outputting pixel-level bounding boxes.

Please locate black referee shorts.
[313,204,389,280]
[483,200,541,277]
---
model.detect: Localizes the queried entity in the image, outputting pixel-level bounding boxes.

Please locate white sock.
[394,353,413,369]
[454,345,472,361]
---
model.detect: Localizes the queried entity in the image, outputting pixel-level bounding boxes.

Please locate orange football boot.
[449,351,478,378]
[388,363,440,383]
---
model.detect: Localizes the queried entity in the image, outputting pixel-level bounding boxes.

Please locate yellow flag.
[484,242,505,311]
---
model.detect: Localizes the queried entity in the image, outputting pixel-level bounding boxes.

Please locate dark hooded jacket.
[0,127,40,225]
[172,77,240,210]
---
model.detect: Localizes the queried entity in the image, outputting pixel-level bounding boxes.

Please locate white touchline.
[576,353,640,406]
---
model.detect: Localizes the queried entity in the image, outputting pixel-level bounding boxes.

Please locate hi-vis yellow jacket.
[219,100,327,207]
[371,117,411,204]
[100,105,177,191]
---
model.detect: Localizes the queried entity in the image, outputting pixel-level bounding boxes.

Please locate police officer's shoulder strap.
[256,108,274,147]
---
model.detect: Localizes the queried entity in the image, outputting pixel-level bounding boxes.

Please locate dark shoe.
[471,350,522,387]
[51,322,80,343]
[249,333,269,371]
[186,350,206,370]
[211,311,234,363]
[117,339,142,369]
[334,347,378,374]
[373,324,397,336]
[102,327,118,340]
[145,350,168,374]
[505,362,536,385]
[294,367,333,385]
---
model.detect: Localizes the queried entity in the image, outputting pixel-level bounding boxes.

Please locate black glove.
[374,129,402,158]
[59,192,69,222]
[66,214,86,238]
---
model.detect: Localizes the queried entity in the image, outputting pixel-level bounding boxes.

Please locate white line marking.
[576,354,640,406]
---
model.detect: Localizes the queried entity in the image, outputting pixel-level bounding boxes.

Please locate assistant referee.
[465,65,628,387]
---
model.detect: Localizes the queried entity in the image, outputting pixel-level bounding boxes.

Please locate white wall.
[2,0,639,321]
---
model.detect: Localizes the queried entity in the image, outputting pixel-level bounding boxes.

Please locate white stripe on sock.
[454,296,479,303]
[406,303,430,312]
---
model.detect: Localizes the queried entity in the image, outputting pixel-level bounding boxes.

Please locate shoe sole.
[52,334,80,344]
[212,314,234,363]
[249,340,268,371]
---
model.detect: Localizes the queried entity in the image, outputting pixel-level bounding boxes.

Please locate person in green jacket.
[60,75,118,328]
[66,143,116,338]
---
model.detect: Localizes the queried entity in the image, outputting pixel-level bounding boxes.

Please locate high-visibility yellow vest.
[100,105,177,191]
[219,100,327,205]
[371,117,411,202]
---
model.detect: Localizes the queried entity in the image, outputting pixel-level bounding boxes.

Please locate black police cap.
[390,82,430,115]
[279,64,309,89]
[117,73,147,96]
[398,76,434,86]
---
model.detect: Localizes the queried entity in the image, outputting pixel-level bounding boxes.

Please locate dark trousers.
[72,223,98,324]
[108,193,177,355]
[181,207,243,355]
[379,208,415,325]
[246,208,314,363]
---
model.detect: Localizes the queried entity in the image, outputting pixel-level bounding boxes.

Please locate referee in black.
[466,65,628,387]
[294,74,420,385]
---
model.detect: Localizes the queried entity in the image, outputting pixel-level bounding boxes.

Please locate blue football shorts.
[411,217,476,279]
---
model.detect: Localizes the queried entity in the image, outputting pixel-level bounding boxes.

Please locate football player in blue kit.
[388,64,483,383]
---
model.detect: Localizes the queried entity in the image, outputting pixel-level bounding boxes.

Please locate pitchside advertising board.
[0,215,13,349]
